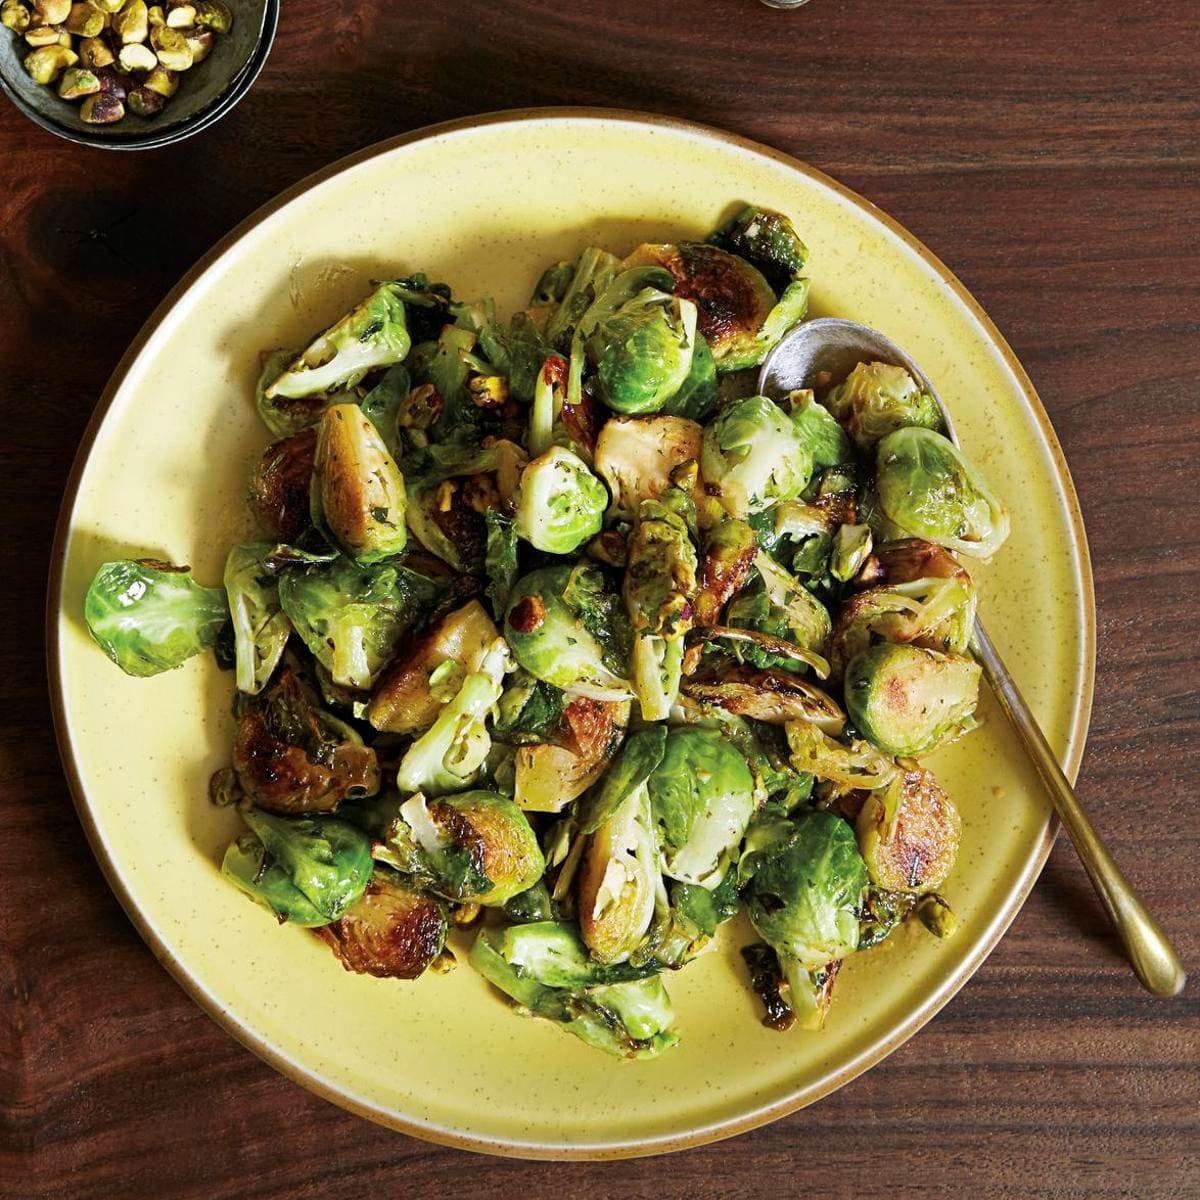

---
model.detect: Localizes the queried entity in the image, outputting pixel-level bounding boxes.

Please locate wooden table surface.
[1,1,1197,1195]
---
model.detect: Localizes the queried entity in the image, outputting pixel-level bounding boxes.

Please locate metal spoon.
[760,317,1187,997]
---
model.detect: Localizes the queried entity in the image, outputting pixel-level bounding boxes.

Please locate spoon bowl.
[759,318,1187,998]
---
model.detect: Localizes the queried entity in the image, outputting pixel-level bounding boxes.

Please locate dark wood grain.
[1,1,1197,1196]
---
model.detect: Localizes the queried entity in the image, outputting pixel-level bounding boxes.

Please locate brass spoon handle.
[972,621,1187,996]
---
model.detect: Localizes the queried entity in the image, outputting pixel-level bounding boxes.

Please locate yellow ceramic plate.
[49,109,1094,1159]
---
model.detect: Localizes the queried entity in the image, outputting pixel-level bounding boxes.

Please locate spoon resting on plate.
[759,317,1186,997]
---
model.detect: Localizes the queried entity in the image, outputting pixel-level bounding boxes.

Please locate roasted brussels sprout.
[578,770,658,964]
[646,728,756,887]
[255,349,328,438]
[278,556,435,691]
[622,242,808,372]
[825,361,942,451]
[829,539,977,676]
[784,719,896,794]
[682,664,844,731]
[314,868,448,979]
[368,599,499,735]
[875,427,1010,558]
[855,765,962,894]
[593,414,703,520]
[746,810,869,972]
[393,638,510,797]
[844,642,982,756]
[624,497,698,720]
[232,665,380,813]
[693,517,757,624]
[469,922,678,1058]
[701,395,813,518]
[84,558,226,677]
[398,790,544,906]
[585,288,699,415]
[660,330,718,423]
[224,544,291,695]
[707,204,808,295]
[247,427,316,542]
[541,246,621,353]
[513,696,628,813]
[224,807,373,924]
[787,389,853,468]
[513,446,607,555]
[311,403,407,562]
[503,565,633,701]
[264,283,412,401]
[724,551,831,674]
[829,523,873,583]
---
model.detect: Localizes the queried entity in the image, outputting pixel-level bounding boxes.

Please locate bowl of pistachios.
[0,0,275,147]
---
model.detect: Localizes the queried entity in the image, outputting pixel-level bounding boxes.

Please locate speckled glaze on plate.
[48,109,1095,1159]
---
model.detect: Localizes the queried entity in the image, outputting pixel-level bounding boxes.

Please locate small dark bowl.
[0,0,277,149]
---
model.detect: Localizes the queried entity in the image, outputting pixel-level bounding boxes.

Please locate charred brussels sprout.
[825,361,942,451]
[875,427,1010,559]
[84,559,227,677]
[784,720,896,794]
[224,544,291,694]
[701,395,813,518]
[278,557,435,691]
[708,205,808,295]
[844,643,982,756]
[746,810,869,972]
[469,922,678,1058]
[223,808,373,924]
[504,565,633,701]
[622,242,808,372]
[647,728,756,888]
[232,666,380,813]
[311,403,407,562]
[315,868,448,979]
[513,446,607,555]
[724,551,831,675]
[247,427,317,542]
[855,765,962,894]
[585,289,699,414]
[255,348,328,438]
[264,283,412,401]
[393,639,510,797]
[398,790,544,906]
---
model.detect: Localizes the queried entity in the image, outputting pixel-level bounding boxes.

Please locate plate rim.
[45,105,1097,1160]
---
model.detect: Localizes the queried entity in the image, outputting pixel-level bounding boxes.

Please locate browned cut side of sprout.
[683,664,845,732]
[694,519,756,624]
[515,698,630,813]
[248,427,317,542]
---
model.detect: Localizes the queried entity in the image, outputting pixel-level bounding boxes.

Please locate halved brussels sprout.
[694,517,757,624]
[278,556,436,691]
[84,558,227,678]
[707,205,808,293]
[398,790,544,906]
[469,921,678,1058]
[701,395,813,518]
[578,780,658,964]
[514,696,628,813]
[593,414,703,519]
[541,246,621,353]
[660,330,718,423]
[682,664,844,731]
[825,361,942,451]
[255,349,328,438]
[224,544,291,694]
[314,868,448,978]
[622,242,808,372]
[585,288,698,414]
[844,642,982,757]
[503,565,633,701]
[784,720,896,793]
[248,427,317,542]
[368,599,499,735]
[829,539,977,675]
[875,427,1010,559]
[646,728,756,888]
[311,403,407,562]
[264,282,412,401]
[624,497,699,720]
[393,638,510,797]
[513,445,608,555]
[226,807,373,923]
[746,810,869,972]
[855,765,962,894]
[232,665,380,813]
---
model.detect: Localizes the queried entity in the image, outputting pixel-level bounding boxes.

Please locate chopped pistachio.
[23,23,62,44]
[79,90,124,122]
[190,0,227,32]
[77,33,114,67]
[126,83,164,115]
[63,0,103,34]
[23,42,77,83]
[182,26,209,60]
[0,0,31,32]
[30,0,68,23]
[56,64,100,97]
[164,0,192,26]
[141,62,176,95]
[117,40,155,71]
[150,22,190,69]
[111,0,146,42]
